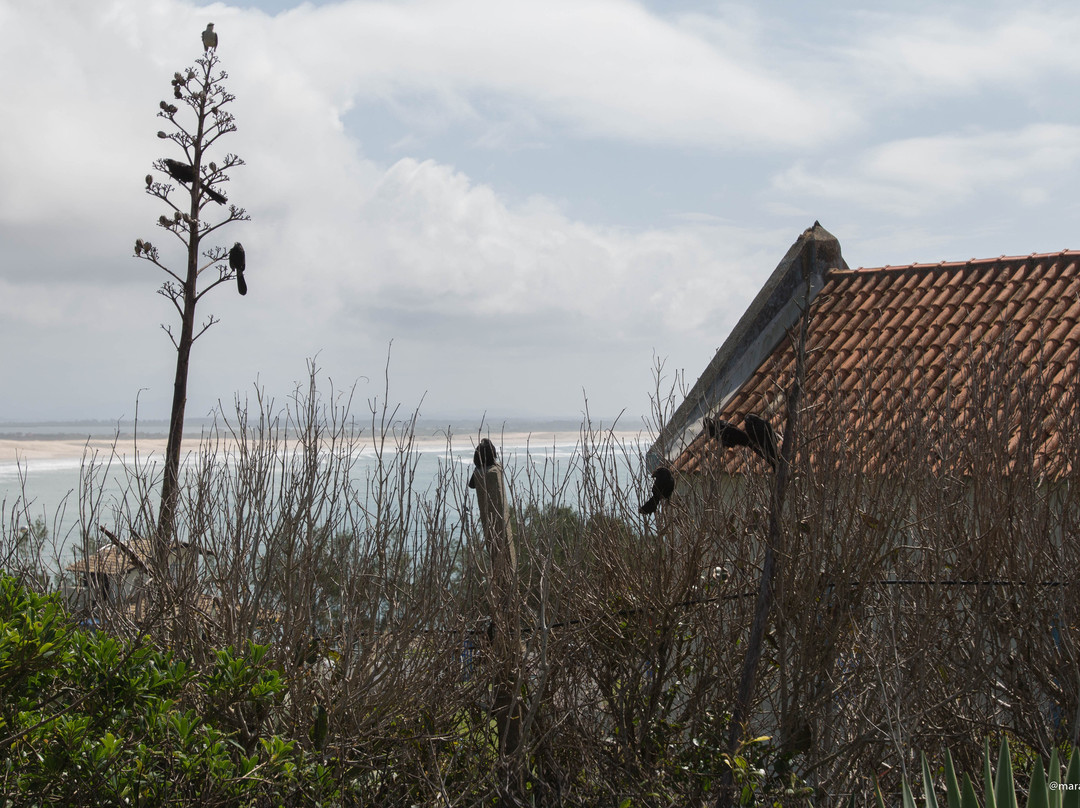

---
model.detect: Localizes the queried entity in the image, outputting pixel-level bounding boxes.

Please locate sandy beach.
[0,429,643,466]
[0,438,171,465]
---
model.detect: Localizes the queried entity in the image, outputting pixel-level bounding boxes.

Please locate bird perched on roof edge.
[704,417,751,448]
[639,466,675,515]
[229,243,246,295]
[202,23,218,52]
[744,414,779,468]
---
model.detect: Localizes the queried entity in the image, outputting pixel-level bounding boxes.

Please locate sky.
[1,0,1078,430]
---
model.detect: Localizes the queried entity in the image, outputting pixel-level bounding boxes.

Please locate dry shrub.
[1,338,1078,805]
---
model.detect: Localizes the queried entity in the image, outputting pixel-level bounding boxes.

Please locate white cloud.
[230,0,857,149]
[2,0,1079,422]
[844,8,1080,98]
[0,0,791,420]
[772,124,1080,216]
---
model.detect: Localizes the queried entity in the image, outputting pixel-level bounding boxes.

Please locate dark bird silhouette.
[639,466,675,515]
[468,439,498,489]
[229,242,246,295]
[744,414,779,468]
[310,701,329,752]
[163,158,195,184]
[204,186,227,205]
[704,417,750,448]
[202,23,218,52]
[163,158,226,204]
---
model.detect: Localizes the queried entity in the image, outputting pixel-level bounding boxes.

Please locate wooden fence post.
[471,449,523,763]
[718,245,814,808]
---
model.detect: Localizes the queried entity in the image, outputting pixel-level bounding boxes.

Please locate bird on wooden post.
[229,242,247,295]
[202,23,218,52]
[468,439,498,488]
[468,437,514,569]
[468,436,521,755]
[639,466,675,515]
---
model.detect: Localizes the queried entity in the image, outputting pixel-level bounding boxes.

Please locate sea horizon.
[0,413,646,448]
[1,416,654,568]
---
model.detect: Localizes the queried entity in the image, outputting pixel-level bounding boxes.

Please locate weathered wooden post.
[718,246,814,808]
[469,439,522,760]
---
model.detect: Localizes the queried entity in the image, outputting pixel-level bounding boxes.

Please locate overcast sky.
[2,0,1078,429]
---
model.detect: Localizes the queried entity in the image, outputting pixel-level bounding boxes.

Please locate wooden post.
[471,459,522,759]
[718,245,814,808]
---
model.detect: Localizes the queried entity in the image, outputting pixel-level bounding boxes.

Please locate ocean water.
[0,418,649,569]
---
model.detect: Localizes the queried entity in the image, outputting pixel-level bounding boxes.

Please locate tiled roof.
[674,251,1080,478]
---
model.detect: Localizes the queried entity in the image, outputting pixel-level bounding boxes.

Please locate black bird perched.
[163,158,226,204]
[468,439,498,489]
[204,186,227,205]
[744,414,779,468]
[229,242,247,295]
[163,158,195,184]
[202,23,218,52]
[639,466,675,515]
[703,417,750,448]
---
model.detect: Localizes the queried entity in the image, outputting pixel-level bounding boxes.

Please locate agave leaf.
[985,740,997,808]
[1063,748,1080,808]
[962,774,982,808]
[903,776,919,808]
[996,737,1018,808]
[1028,755,1048,808]
[874,775,888,808]
[923,753,941,808]
[945,749,963,808]
[1049,748,1061,808]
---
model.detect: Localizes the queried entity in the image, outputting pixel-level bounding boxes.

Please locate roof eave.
[648,221,846,467]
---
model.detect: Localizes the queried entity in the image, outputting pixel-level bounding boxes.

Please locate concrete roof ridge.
[843,250,1080,275]
[648,221,846,467]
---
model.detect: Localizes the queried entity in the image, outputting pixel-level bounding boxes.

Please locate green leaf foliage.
[1030,756,1049,808]
[945,749,963,808]
[0,571,337,806]
[1065,749,1080,808]
[876,739,1080,808]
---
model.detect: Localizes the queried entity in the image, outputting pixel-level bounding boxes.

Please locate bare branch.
[159,321,178,349]
[192,314,219,342]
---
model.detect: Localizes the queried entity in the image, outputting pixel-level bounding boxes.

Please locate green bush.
[0,572,339,806]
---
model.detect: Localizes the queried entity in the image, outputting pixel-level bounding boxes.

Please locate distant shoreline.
[0,429,646,465]
[0,439,171,465]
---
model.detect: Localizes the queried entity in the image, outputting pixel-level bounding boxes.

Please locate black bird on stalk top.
[229,242,247,295]
[639,466,675,515]
[744,414,779,468]
[202,23,218,52]
[163,158,195,184]
[162,159,227,205]
[468,439,498,489]
[204,187,227,205]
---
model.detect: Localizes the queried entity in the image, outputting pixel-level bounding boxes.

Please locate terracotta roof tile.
[675,250,1080,478]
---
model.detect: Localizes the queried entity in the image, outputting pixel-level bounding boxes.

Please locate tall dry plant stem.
[133,45,249,548]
